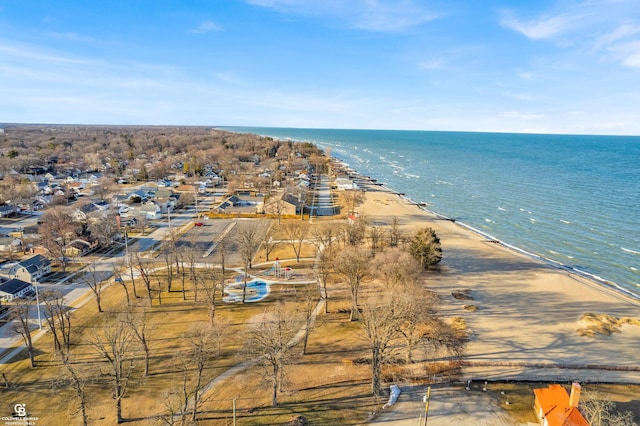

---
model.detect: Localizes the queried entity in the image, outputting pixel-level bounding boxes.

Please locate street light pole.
[34,278,42,330]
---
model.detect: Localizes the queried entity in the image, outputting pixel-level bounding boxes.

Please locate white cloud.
[517,70,536,80]
[418,58,445,70]
[189,20,221,34]
[45,32,97,43]
[0,40,101,65]
[594,22,640,49]
[620,46,640,67]
[499,10,577,40]
[594,23,640,68]
[500,111,545,120]
[245,0,441,32]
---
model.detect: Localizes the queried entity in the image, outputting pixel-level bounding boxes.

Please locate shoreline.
[348,159,640,383]
[332,157,640,303]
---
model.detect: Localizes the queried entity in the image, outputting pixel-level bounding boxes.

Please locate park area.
[2,191,639,426]
[0,216,463,425]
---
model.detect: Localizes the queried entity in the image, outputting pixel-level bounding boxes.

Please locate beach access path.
[357,184,640,384]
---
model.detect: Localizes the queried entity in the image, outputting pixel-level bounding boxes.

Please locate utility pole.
[423,386,431,426]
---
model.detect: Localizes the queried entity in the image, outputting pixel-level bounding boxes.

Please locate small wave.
[631,267,638,271]
[498,207,506,211]
[560,219,571,224]
[529,218,536,223]
[485,218,494,223]
[621,247,640,255]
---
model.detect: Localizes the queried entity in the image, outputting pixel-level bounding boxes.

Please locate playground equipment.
[261,259,292,280]
[263,258,282,277]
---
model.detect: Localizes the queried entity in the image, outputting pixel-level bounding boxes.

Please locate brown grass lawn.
[2,224,638,425]
[0,239,383,426]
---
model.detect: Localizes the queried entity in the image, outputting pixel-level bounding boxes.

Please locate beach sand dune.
[359,186,640,383]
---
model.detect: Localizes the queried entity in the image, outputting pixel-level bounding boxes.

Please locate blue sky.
[1,0,639,135]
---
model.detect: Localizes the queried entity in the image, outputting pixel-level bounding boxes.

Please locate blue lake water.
[222,127,640,298]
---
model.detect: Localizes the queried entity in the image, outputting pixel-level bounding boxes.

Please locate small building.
[0,205,16,218]
[0,236,21,253]
[533,382,589,426]
[138,202,161,219]
[0,278,34,303]
[9,254,51,283]
[65,237,99,257]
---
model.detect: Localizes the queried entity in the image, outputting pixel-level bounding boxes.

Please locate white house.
[0,278,34,303]
[9,254,51,283]
[138,203,161,219]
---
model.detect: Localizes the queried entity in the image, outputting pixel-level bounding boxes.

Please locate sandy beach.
[357,183,640,383]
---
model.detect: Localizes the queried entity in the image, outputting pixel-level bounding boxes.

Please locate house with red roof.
[533,382,589,426]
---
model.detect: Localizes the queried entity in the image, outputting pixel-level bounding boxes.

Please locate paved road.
[368,383,525,426]
[0,206,198,364]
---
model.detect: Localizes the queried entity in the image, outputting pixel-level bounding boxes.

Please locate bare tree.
[369,248,420,290]
[332,247,371,321]
[282,221,308,263]
[122,307,152,377]
[236,221,262,270]
[9,300,37,368]
[38,206,80,272]
[396,288,439,364]
[62,360,89,426]
[91,319,136,424]
[262,221,278,262]
[268,195,287,225]
[134,252,153,300]
[314,248,332,314]
[41,289,72,360]
[111,261,130,306]
[368,225,385,252]
[196,265,222,326]
[88,214,119,247]
[186,327,221,422]
[79,261,105,313]
[580,390,637,426]
[341,189,365,214]
[359,291,404,396]
[388,216,403,247]
[301,285,319,355]
[236,221,262,303]
[246,302,301,407]
[309,223,335,252]
[342,216,367,247]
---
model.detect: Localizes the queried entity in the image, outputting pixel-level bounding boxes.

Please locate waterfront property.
[533,383,588,426]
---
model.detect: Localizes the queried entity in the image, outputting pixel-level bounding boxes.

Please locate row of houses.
[0,254,51,303]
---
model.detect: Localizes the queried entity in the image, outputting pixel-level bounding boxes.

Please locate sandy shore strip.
[355,179,640,383]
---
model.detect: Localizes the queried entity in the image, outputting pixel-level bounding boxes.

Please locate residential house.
[8,254,51,283]
[264,192,297,216]
[0,278,34,303]
[533,383,589,426]
[127,189,148,202]
[175,184,196,194]
[65,237,99,257]
[138,202,161,219]
[0,205,16,218]
[0,236,21,253]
